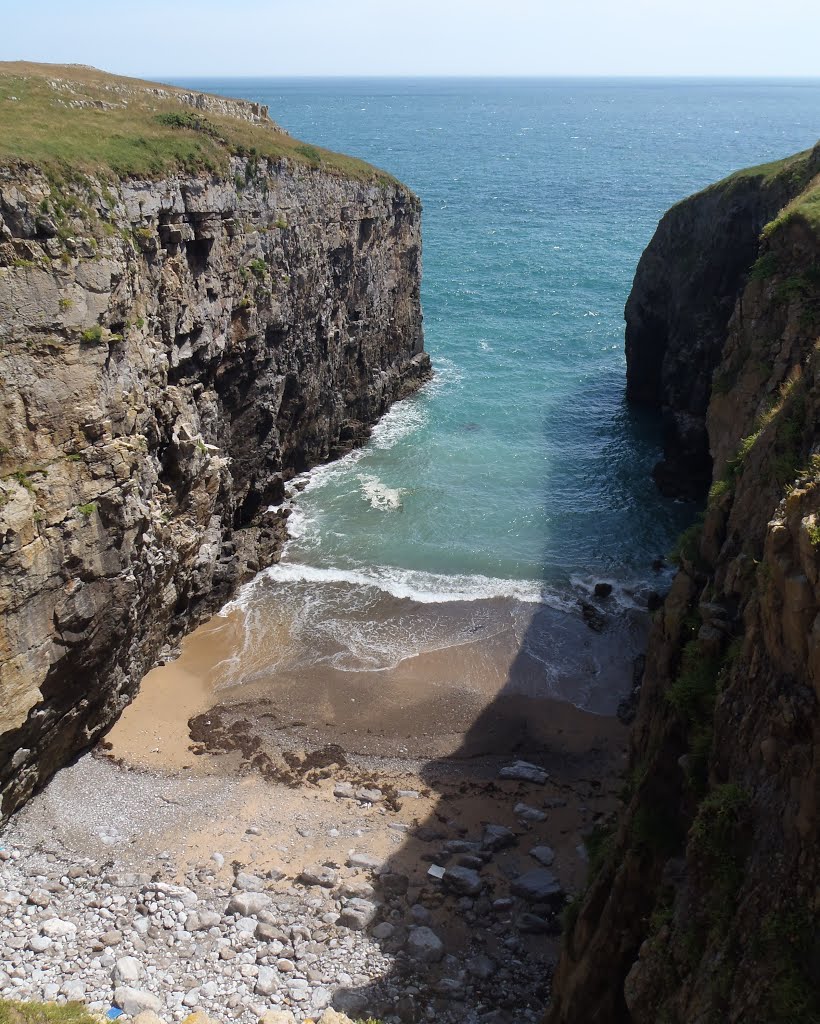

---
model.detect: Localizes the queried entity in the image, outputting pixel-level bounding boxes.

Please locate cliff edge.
[547,146,820,1022]
[0,65,430,819]
[625,144,820,497]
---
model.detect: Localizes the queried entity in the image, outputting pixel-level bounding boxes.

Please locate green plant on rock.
[76,502,96,518]
[689,783,751,909]
[248,257,267,279]
[80,325,104,344]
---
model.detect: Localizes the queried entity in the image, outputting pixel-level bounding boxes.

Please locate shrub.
[76,502,96,518]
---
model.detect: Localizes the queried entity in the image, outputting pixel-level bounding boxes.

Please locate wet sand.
[108,585,644,772]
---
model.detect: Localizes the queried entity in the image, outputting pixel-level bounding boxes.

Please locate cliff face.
[625,145,820,497]
[0,68,429,819]
[547,149,819,1022]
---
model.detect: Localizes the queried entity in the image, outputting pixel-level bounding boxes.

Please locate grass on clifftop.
[0,62,398,187]
[0,1002,97,1024]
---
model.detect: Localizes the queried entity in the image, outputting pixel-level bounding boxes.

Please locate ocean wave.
[260,561,554,607]
[359,474,404,511]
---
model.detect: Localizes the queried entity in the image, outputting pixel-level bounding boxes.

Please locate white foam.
[260,560,550,606]
[359,474,404,511]
[368,398,428,449]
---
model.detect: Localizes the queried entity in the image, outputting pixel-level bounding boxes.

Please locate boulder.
[114,987,162,1015]
[226,891,272,916]
[442,866,483,896]
[510,868,564,907]
[406,925,445,963]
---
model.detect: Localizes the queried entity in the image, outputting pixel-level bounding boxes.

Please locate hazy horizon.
[3,0,820,79]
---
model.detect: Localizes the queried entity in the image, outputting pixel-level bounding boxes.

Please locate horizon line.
[159,72,820,81]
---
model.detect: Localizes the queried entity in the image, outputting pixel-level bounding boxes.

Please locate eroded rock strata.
[548,146,820,1022]
[0,78,429,818]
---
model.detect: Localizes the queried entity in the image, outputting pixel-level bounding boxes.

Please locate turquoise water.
[172,79,820,709]
[175,77,820,598]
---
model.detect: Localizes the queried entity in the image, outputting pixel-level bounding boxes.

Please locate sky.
[2,0,820,78]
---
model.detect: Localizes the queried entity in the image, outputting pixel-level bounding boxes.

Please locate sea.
[168,77,820,717]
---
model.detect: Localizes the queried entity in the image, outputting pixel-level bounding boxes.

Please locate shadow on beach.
[319,596,645,1024]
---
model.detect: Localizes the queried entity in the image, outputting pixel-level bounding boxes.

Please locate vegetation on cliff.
[0,63,398,186]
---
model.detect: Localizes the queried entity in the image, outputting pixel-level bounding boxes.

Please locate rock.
[514,802,547,823]
[27,935,52,952]
[346,852,382,871]
[27,888,50,907]
[510,868,564,907]
[185,910,221,931]
[579,600,606,631]
[410,904,432,925]
[406,925,445,963]
[299,865,339,888]
[443,866,483,896]
[255,966,276,996]
[234,872,267,891]
[62,981,86,1001]
[319,1011,358,1024]
[211,852,225,869]
[355,787,382,803]
[112,956,144,984]
[498,761,548,784]
[132,1013,165,1024]
[467,954,496,980]
[259,1013,296,1024]
[530,845,556,866]
[255,921,282,942]
[482,824,518,851]
[371,921,395,939]
[114,987,162,1015]
[41,918,77,938]
[100,929,123,946]
[227,891,272,916]
[594,581,613,597]
[333,782,355,799]
[337,898,378,930]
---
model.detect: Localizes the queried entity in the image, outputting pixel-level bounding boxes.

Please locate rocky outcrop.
[625,143,820,497]
[548,150,819,1022]
[0,93,429,817]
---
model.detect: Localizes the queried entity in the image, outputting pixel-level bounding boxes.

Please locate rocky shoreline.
[0,695,626,1024]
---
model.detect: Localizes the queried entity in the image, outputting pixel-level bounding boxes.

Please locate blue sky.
[2,0,819,77]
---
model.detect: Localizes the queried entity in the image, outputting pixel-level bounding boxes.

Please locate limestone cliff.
[0,66,430,818]
[547,148,819,1022]
[625,144,820,497]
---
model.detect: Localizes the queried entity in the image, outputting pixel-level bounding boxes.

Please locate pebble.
[514,802,547,823]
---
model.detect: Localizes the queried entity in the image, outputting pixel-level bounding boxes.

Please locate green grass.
[76,502,96,517]
[0,62,400,188]
[0,1002,98,1024]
